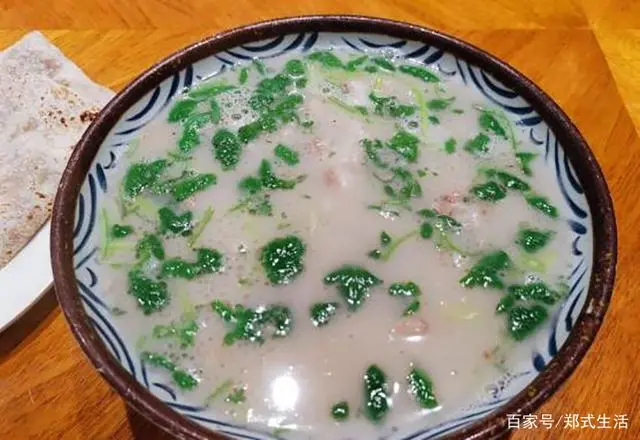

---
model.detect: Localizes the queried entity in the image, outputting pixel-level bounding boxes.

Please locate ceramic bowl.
[51,15,617,440]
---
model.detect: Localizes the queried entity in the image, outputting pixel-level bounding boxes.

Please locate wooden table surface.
[1,1,639,439]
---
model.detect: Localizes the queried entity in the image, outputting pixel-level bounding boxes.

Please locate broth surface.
[96,51,572,439]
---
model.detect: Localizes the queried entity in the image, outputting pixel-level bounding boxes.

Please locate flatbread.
[0,32,114,268]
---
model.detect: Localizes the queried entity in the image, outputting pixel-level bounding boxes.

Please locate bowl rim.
[51,14,617,440]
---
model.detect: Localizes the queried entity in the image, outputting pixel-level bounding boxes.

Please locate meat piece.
[433,191,462,216]
[390,316,429,341]
[322,168,341,188]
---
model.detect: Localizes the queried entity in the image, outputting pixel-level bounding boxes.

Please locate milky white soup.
[97,51,572,439]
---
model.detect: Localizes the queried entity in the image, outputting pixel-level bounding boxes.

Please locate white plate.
[0,221,53,331]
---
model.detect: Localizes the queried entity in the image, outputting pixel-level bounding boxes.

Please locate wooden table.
[1,1,639,439]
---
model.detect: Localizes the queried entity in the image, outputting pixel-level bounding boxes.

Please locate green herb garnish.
[369,93,416,118]
[238,67,249,85]
[483,169,530,191]
[407,367,438,409]
[260,235,306,285]
[111,224,133,238]
[464,133,490,154]
[427,97,454,111]
[471,181,507,202]
[526,195,559,218]
[310,302,339,327]
[128,270,169,314]
[496,282,561,314]
[211,301,293,345]
[404,300,421,316]
[274,143,300,166]
[187,207,214,248]
[479,110,508,139]
[460,250,512,289]
[123,160,168,199]
[188,81,236,100]
[141,352,198,390]
[212,128,242,171]
[516,152,537,176]
[226,387,246,404]
[398,65,440,83]
[324,265,382,311]
[158,207,193,236]
[363,365,390,423]
[388,281,421,297]
[444,138,457,154]
[371,57,396,71]
[387,130,420,163]
[136,233,165,263]
[331,401,350,421]
[516,227,554,253]
[507,305,548,340]
[153,318,199,348]
[160,248,224,279]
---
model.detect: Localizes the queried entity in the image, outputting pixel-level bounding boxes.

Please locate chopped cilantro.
[252,58,267,75]
[444,138,457,154]
[331,401,350,421]
[158,207,193,236]
[525,195,559,218]
[516,227,554,253]
[363,364,390,422]
[274,144,300,166]
[427,97,454,111]
[188,81,236,100]
[238,67,249,85]
[387,130,420,163]
[324,265,382,311]
[371,57,396,71]
[284,59,306,76]
[111,224,133,238]
[160,248,224,280]
[169,173,217,202]
[464,133,491,154]
[310,302,339,327]
[211,301,294,345]
[420,222,434,239]
[471,181,507,202]
[484,169,531,191]
[368,93,416,118]
[178,112,211,153]
[307,51,345,69]
[389,281,421,297]
[460,250,512,289]
[128,270,169,314]
[507,305,548,340]
[345,55,368,71]
[135,233,165,263]
[398,65,440,83]
[153,318,199,348]
[141,352,198,390]
[407,367,438,409]
[168,99,198,123]
[123,160,168,199]
[212,128,242,171]
[516,152,537,176]
[479,110,508,139]
[226,387,246,404]
[260,235,306,285]
[404,300,421,316]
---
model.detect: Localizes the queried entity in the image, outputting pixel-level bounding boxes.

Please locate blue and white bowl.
[51,16,617,440]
